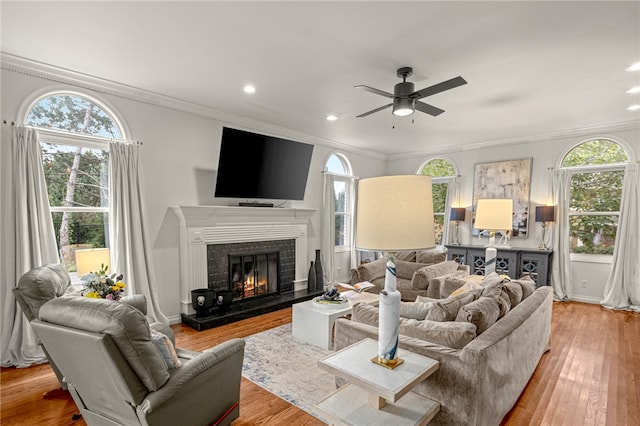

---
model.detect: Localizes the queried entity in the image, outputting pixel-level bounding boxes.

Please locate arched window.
[24,92,124,277]
[560,139,629,255]
[418,158,458,245]
[325,153,353,249]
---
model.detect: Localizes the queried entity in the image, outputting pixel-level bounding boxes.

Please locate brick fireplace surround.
[172,205,321,330]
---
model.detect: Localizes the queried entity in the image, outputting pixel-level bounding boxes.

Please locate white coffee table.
[292,292,379,350]
[317,338,440,426]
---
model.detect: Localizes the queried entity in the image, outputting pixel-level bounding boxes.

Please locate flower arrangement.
[80,264,126,301]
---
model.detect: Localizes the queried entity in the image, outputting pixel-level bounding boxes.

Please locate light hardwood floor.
[1,301,638,425]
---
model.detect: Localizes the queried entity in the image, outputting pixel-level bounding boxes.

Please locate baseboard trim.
[569,295,601,305]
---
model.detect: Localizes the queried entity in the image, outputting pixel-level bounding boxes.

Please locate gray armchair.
[32,296,245,426]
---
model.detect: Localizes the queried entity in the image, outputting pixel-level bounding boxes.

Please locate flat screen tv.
[214,127,314,201]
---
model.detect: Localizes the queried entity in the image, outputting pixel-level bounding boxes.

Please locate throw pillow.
[449,277,484,297]
[512,276,537,299]
[351,303,380,326]
[412,261,460,290]
[482,284,511,318]
[455,296,500,334]
[425,293,476,322]
[399,301,433,320]
[502,281,523,308]
[150,329,181,369]
[400,318,477,349]
[415,250,447,265]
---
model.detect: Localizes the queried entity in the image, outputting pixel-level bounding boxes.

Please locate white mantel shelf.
[171,205,317,314]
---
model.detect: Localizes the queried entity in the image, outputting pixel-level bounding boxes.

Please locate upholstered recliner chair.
[31,296,245,426]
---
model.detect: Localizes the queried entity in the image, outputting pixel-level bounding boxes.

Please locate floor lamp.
[473,199,513,276]
[356,175,435,368]
[535,205,555,250]
[450,207,466,245]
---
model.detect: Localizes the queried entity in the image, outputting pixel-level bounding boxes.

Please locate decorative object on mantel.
[314,249,324,291]
[356,175,435,368]
[191,288,215,317]
[450,207,466,245]
[535,205,556,250]
[307,261,317,291]
[473,199,513,276]
[80,264,126,301]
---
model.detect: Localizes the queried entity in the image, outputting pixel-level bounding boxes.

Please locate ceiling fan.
[355,67,467,118]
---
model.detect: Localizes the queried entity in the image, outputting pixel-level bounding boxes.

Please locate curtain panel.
[549,168,572,301]
[321,172,336,287]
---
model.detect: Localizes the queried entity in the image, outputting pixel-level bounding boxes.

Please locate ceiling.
[2,1,639,157]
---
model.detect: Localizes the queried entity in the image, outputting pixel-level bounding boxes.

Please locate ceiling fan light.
[393,98,415,116]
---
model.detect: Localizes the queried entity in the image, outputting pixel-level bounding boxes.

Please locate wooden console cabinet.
[445,244,553,286]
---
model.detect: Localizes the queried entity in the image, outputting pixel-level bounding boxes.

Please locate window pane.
[334,180,347,213]
[27,94,122,139]
[569,215,617,254]
[335,213,347,246]
[562,139,628,167]
[570,171,623,213]
[326,154,347,174]
[432,182,447,213]
[42,143,109,208]
[434,214,444,245]
[52,211,109,273]
[420,159,455,177]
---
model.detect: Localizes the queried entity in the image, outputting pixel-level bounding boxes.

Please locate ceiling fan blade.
[354,85,394,98]
[411,76,468,99]
[356,103,393,118]
[415,101,445,117]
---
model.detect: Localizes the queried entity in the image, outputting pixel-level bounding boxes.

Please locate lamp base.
[371,356,404,370]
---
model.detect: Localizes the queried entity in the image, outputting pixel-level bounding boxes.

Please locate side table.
[317,338,440,425]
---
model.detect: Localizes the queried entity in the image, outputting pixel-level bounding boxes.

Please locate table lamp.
[356,175,435,368]
[76,247,110,276]
[535,205,555,250]
[473,199,513,275]
[450,207,466,245]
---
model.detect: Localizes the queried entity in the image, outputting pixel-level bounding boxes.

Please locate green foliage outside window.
[419,159,456,245]
[561,139,627,255]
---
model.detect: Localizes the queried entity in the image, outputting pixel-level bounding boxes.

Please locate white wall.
[386,128,639,303]
[1,69,386,322]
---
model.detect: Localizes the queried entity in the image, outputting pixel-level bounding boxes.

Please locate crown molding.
[0,52,387,161]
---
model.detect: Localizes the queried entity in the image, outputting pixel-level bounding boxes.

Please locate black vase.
[307,261,317,291]
[314,249,324,291]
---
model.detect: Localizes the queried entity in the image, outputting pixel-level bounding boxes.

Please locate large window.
[25,92,124,274]
[418,158,457,245]
[325,153,353,249]
[561,139,628,255]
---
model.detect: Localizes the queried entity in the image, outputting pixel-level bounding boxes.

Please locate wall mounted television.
[214,127,314,202]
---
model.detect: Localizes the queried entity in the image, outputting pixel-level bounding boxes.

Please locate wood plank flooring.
[1,301,638,425]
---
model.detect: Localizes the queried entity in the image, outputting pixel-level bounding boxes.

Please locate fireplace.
[207,239,295,302]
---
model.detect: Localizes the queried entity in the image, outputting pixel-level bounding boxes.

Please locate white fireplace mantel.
[171,205,316,314]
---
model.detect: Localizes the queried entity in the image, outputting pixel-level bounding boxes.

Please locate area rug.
[241,323,335,422]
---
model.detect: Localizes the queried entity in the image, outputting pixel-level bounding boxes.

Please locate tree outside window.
[26,93,123,273]
[561,139,628,254]
[418,158,456,245]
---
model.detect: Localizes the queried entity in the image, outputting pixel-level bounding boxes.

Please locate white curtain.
[444,176,461,245]
[601,162,640,311]
[549,168,572,300]
[349,176,359,271]
[1,125,59,367]
[109,142,168,323]
[321,172,336,287]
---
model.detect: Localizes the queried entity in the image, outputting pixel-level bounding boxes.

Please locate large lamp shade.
[474,199,513,231]
[76,248,110,276]
[356,175,436,251]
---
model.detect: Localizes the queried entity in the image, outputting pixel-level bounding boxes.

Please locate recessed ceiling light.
[627,104,640,111]
[626,62,640,72]
[326,115,338,121]
[243,85,256,94]
[626,86,640,94]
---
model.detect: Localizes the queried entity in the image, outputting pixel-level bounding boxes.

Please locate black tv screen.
[214,127,314,201]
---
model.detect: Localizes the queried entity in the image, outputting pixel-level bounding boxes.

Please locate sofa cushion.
[352,302,380,326]
[356,258,387,282]
[15,263,71,321]
[512,276,537,299]
[400,319,477,349]
[412,261,460,290]
[396,251,416,262]
[449,276,485,297]
[39,296,170,392]
[482,284,511,318]
[455,296,500,334]
[399,301,432,320]
[502,281,523,307]
[425,292,476,322]
[396,260,430,279]
[416,250,447,265]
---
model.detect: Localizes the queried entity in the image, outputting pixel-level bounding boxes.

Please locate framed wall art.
[472,158,532,239]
